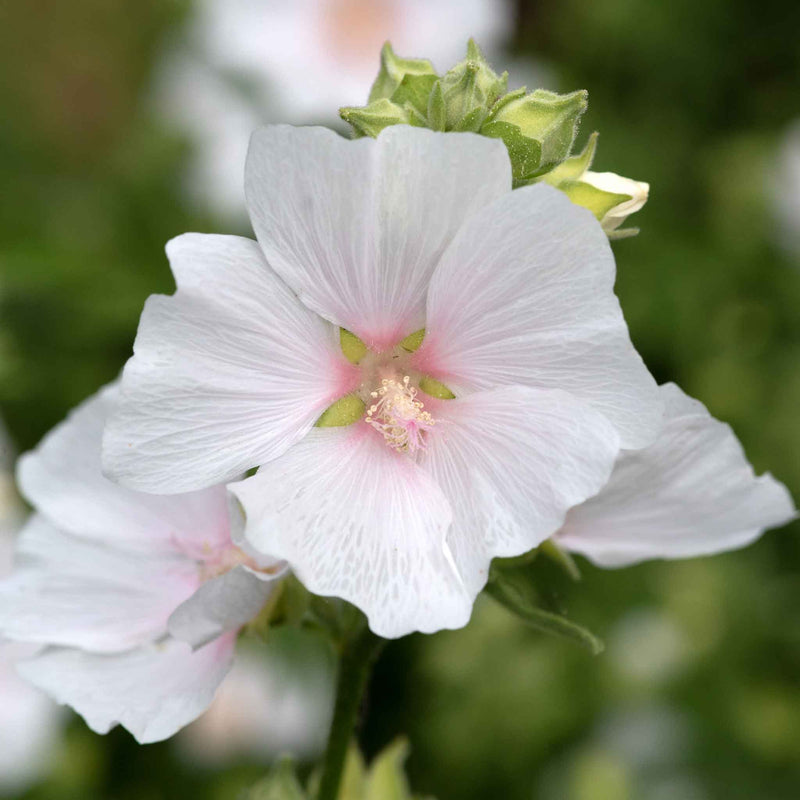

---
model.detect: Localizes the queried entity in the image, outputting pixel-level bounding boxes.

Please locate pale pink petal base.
[168,565,285,649]
[246,126,511,350]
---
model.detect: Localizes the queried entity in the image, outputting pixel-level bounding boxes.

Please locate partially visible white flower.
[772,119,800,260]
[0,425,62,793]
[557,383,796,566]
[154,0,514,217]
[104,125,664,639]
[177,639,332,766]
[580,171,650,238]
[0,385,288,744]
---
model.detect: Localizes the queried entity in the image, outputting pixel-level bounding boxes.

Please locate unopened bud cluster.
[341,40,648,238]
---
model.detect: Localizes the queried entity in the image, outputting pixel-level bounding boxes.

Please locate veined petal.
[19,384,231,556]
[18,634,236,744]
[558,383,797,566]
[246,125,511,351]
[104,234,355,494]
[421,386,620,596]
[417,183,662,449]
[230,426,471,639]
[168,565,285,649]
[0,516,198,653]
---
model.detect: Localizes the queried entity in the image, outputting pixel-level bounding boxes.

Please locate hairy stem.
[317,619,385,800]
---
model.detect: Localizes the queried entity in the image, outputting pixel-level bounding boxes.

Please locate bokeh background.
[1,0,799,798]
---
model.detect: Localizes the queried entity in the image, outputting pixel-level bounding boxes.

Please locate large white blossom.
[0,385,287,744]
[155,0,514,217]
[557,383,796,566]
[104,125,663,638]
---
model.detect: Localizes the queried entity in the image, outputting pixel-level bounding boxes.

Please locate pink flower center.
[365,375,436,454]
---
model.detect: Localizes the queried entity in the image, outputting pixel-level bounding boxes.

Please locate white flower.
[557,383,796,566]
[105,126,663,638]
[0,385,286,744]
[580,170,650,238]
[154,0,514,217]
[772,119,800,260]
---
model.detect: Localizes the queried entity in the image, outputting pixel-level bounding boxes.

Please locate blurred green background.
[1,0,799,798]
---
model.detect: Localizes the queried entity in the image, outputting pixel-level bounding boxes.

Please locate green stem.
[317,619,386,800]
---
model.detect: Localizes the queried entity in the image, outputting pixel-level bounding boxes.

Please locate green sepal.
[391,73,438,119]
[340,328,368,364]
[316,394,365,428]
[452,106,488,133]
[426,81,446,132]
[559,179,632,223]
[340,99,410,138]
[398,328,425,352]
[608,226,640,240]
[487,558,603,654]
[542,131,598,186]
[418,376,455,399]
[481,120,544,184]
[243,758,307,800]
[368,42,437,104]
[440,39,508,131]
[488,88,588,176]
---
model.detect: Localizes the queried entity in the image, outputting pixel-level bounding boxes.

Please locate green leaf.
[316,394,365,428]
[340,99,410,138]
[368,42,437,103]
[391,74,438,119]
[559,179,632,222]
[487,561,604,654]
[340,328,368,364]
[244,759,307,800]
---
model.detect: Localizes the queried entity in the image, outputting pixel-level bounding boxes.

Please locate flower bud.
[543,133,649,238]
[482,88,588,183]
[438,39,508,131]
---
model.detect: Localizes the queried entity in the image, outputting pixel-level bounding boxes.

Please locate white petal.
[417,182,662,449]
[231,426,471,639]
[168,565,285,649]
[0,516,199,652]
[421,386,620,596]
[246,125,511,351]
[19,634,236,744]
[0,643,61,792]
[581,170,650,232]
[104,234,355,493]
[19,384,231,555]
[557,383,797,566]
